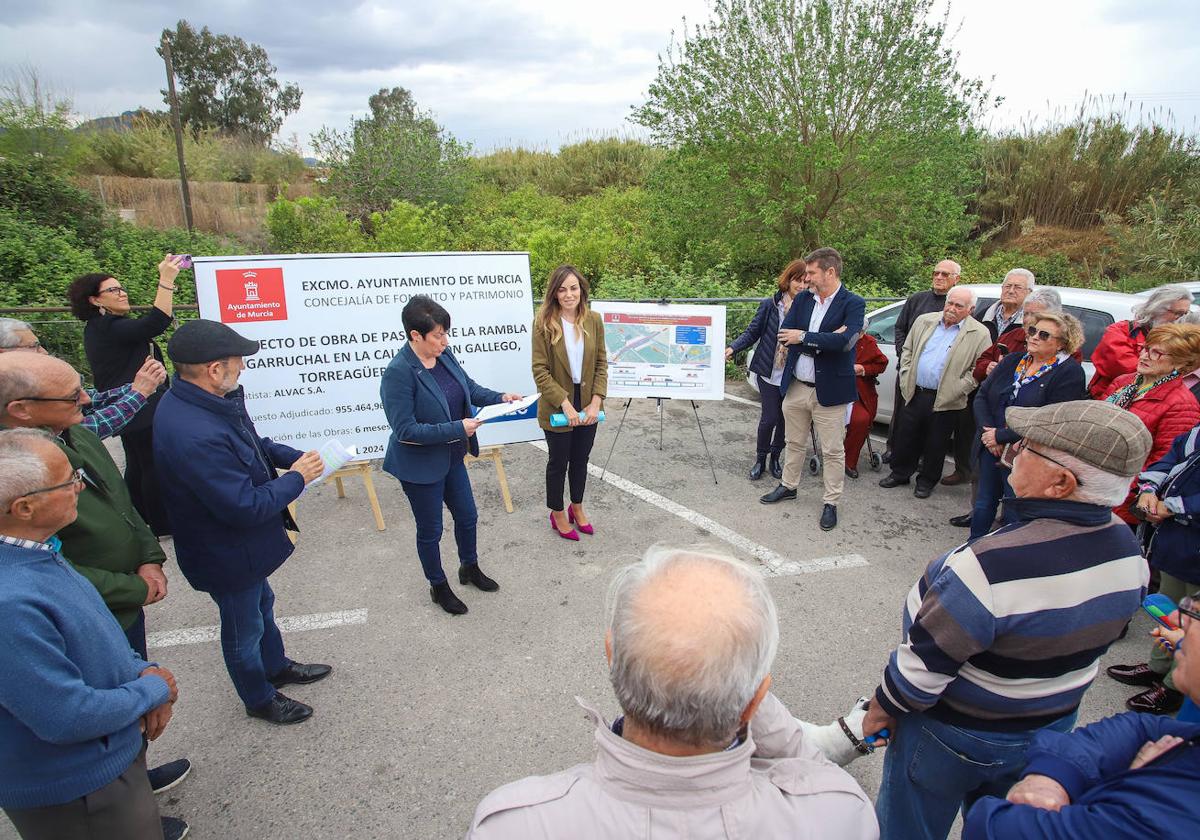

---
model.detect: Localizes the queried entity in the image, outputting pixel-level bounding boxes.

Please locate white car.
[866,284,1141,424]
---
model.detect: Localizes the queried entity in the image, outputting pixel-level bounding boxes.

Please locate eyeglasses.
[932,271,955,278]
[1001,283,1027,291]
[999,439,1085,485]
[15,377,87,406]
[1168,306,1192,318]
[1180,593,1200,625]
[1026,326,1061,342]
[1139,346,1169,361]
[97,285,127,297]
[20,468,85,498]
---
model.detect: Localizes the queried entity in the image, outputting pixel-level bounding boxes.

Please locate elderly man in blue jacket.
[153,320,330,726]
[964,590,1200,838]
[0,429,180,839]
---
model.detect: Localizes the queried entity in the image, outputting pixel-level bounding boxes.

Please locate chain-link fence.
[2,296,900,385]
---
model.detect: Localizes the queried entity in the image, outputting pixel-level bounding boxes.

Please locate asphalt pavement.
[2,382,1168,839]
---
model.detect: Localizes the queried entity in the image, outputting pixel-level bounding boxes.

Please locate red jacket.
[1089,321,1148,399]
[855,333,888,418]
[1103,374,1200,524]
[973,325,1028,382]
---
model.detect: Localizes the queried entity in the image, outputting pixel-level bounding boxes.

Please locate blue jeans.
[875,709,1077,840]
[755,379,786,458]
[969,449,1015,538]
[208,579,288,709]
[401,459,478,586]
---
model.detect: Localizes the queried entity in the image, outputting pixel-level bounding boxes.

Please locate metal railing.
[1,296,903,383]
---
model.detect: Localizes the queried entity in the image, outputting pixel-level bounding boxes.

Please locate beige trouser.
[781,382,848,504]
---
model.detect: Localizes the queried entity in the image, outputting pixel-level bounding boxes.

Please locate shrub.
[0,209,98,307]
[370,201,453,252]
[264,196,367,253]
[0,157,107,245]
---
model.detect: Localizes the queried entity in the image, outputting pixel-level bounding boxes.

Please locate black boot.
[430,582,468,615]
[769,453,783,480]
[459,563,499,592]
[748,456,767,481]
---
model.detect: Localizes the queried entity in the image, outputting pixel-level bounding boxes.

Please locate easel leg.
[361,467,386,531]
[692,400,718,485]
[334,476,346,499]
[492,450,514,514]
[600,398,633,481]
[658,397,665,451]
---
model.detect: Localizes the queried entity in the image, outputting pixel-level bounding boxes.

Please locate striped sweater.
[875,498,1146,731]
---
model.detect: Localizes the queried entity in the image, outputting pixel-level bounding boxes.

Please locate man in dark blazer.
[154,320,331,726]
[760,248,865,531]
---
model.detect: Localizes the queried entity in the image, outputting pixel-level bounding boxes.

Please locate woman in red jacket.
[1089,285,1193,398]
[1104,323,1200,524]
[844,331,888,478]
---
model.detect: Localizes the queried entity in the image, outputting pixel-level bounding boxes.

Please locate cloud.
[2,0,1196,150]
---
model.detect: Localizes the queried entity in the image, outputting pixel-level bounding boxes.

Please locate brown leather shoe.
[940,471,967,486]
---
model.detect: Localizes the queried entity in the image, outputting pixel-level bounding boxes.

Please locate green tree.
[0,66,86,168]
[159,20,302,144]
[632,0,991,285]
[312,86,472,220]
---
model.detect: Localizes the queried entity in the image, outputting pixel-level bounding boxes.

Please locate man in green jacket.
[0,353,191,798]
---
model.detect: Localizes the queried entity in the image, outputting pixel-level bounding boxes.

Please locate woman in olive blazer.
[531,265,608,540]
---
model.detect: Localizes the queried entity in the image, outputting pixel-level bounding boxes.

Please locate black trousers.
[545,385,599,510]
[949,396,976,477]
[120,426,171,536]
[755,379,786,458]
[889,389,958,489]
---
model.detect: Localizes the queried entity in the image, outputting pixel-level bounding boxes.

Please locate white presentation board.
[591,301,726,401]
[192,252,540,458]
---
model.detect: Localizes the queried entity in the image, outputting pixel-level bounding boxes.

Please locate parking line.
[724,393,760,407]
[527,441,867,577]
[147,608,369,649]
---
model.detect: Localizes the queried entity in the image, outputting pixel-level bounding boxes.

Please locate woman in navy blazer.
[724,260,809,481]
[380,296,521,615]
[970,310,1087,538]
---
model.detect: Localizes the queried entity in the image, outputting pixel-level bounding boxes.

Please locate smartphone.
[1143,593,1180,630]
[177,254,193,270]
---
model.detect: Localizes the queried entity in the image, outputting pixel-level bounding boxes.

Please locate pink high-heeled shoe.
[550,511,579,541]
[568,507,594,535]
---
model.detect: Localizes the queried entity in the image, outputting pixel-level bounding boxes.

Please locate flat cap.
[1005,400,1152,477]
[167,319,260,364]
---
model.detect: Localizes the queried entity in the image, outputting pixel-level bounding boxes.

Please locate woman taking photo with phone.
[531,265,607,541]
[68,254,185,536]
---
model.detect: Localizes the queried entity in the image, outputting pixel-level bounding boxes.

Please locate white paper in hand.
[312,439,358,485]
[474,394,537,422]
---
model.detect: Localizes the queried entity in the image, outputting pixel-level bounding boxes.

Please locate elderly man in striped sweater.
[862,400,1152,840]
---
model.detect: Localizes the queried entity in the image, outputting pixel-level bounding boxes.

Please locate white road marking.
[528,441,866,577]
[724,393,760,407]
[147,608,369,649]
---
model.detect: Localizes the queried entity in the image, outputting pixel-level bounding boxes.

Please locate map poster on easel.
[591,301,727,401]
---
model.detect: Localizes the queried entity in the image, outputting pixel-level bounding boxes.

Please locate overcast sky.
[2,0,1197,153]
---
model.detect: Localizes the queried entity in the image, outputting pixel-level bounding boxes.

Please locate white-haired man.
[468,547,878,839]
[886,258,962,461]
[863,400,1153,840]
[0,429,185,840]
[978,268,1035,342]
[880,286,991,498]
[0,318,166,441]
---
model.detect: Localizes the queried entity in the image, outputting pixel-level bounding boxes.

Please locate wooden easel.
[465,446,514,513]
[285,460,387,538]
[330,461,386,531]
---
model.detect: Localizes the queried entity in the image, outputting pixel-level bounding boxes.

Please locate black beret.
[167,319,260,364]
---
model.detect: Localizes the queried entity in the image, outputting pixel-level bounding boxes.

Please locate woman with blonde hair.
[531,265,607,540]
[1103,322,1200,526]
[969,311,1088,538]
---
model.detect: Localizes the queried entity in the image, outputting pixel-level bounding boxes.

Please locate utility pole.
[160,33,194,234]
